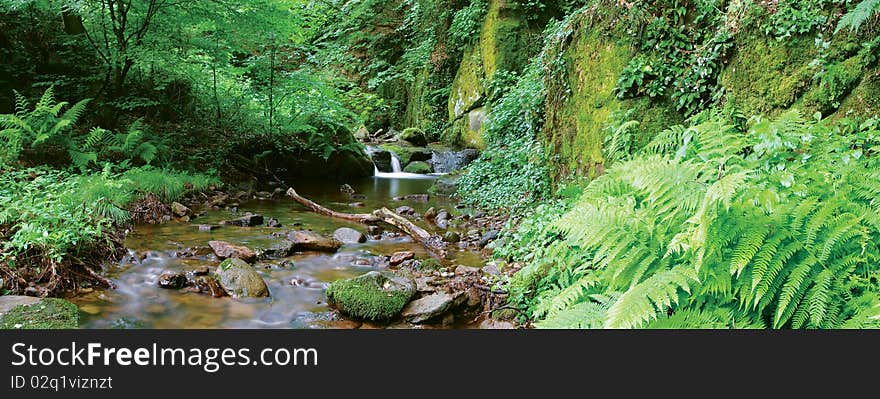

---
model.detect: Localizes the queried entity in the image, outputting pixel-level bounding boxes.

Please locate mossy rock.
[325,271,415,321]
[0,297,79,329]
[403,161,432,174]
[379,143,432,166]
[213,258,270,298]
[399,127,427,146]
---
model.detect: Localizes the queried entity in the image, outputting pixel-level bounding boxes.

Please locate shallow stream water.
[69,176,484,328]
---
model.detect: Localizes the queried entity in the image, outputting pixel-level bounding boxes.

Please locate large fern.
[516,110,880,329]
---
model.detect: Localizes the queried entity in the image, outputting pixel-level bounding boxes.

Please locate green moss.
[543,29,630,181]
[379,143,432,165]
[325,271,415,321]
[835,66,880,118]
[403,161,432,173]
[802,54,866,116]
[0,298,79,329]
[480,0,530,78]
[448,44,485,121]
[719,34,815,116]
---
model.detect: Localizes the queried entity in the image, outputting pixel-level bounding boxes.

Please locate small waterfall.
[389,152,402,173]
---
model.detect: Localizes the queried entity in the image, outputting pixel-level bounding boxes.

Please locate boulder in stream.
[333,227,367,244]
[158,272,189,289]
[208,240,257,263]
[325,271,415,321]
[403,161,432,174]
[213,258,269,298]
[400,292,465,323]
[287,230,343,252]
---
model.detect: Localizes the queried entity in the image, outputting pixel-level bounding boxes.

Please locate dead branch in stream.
[286,188,448,259]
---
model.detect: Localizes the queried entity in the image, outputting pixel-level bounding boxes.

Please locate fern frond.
[604,266,697,329]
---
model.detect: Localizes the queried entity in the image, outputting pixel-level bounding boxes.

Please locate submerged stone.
[325,271,415,321]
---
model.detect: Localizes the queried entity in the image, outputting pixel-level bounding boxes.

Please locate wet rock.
[443,231,460,243]
[266,218,282,228]
[479,230,500,247]
[339,184,355,195]
[213,258,269,298]
[190,266,210,276]
[455,265,480,275]
[208,240,256,263]
[400,292,464,323]
[325,271,415,321]
[465,287,483,308]
[351,194,367,200]
[367,225,382,235]
[223,213,264,227]
[208,193,228,207]
[404,193,429,202]
[174,246,214,258]
[333,227,367,244]
[197,224,221,232]
[158,272,189,289]
[350,202,366,208]
[389,251,415,266]
[397,259,422,270]
[287,230,343,252]
[367,148,393,172]
[424,207,437,220]
[429,148,480,174]
[195,276,228,298]
[256,191,273,199]
[403,161,432,174]
[261,240,295,258]
[435,210,450,229]
[395,206,415,216]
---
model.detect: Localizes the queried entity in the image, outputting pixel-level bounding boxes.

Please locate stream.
[69,175,485,329]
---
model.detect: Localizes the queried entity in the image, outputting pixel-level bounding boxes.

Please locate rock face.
[287,230,343,252]
[325,271,415,321]
[403,161,432,174]
[208,240,256,263]
[399,128,427,146]
[400,292,463,323]
[0,297,79,329]
[213,258,269,298]
[429,149,480,173]
[224,213,264,227]
[333,227,367,244]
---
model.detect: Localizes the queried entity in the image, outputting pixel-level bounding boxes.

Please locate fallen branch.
[287,188,448,259]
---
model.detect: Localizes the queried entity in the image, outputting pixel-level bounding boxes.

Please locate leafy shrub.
[507,110,880,329]
[766,0,829,39]
[448,0,488,48]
